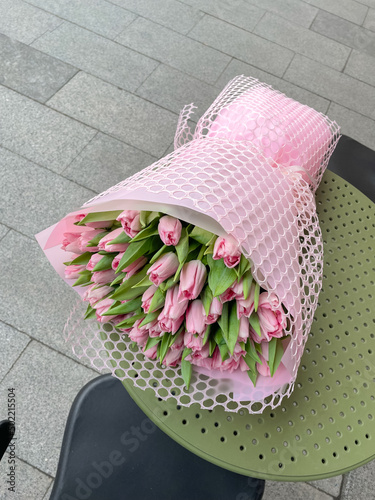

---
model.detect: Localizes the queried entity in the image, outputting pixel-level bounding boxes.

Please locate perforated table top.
[121,170,375,481]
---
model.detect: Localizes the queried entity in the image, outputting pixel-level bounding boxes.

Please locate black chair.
[0,420,15,462]
[50,374,265,500]
[50,135,374,500]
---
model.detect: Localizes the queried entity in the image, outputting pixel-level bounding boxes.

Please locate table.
[121,167,375,481]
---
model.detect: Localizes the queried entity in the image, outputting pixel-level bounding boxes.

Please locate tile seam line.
[39,67,80,104]
[307,479,343,498]
[0,320,100,375]
[0,76,174,159]
[187,19,352,75]
[0,338,32,385]
[282,55,375,120]
[3,454,55,481]
[59,130,99,175]
[133,61,162,94]
[27,18,65,46]
[310,23,375,53]
[22,0,241,47]
[215,55,332,106]
[0,142,98,197]
[298,0,369,26]
[0,224,44,243]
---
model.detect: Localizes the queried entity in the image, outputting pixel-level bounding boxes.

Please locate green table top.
[120,170,375,481]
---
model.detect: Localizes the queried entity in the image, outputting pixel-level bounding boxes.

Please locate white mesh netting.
[64,76,341,413]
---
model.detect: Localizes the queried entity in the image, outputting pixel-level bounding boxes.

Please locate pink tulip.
[189,346,213,369]
[98,228,129,252]
[211,348,240,372]
[238,316,250,342]
[64,264,85,279]
[213,236,241,268]
[86,253,104,271]
[147,252,179,286]
[74,213,113,229]
[163,343,184,367]
[220,279,243,303]
[94,298,116,323]
[257,353,271,377]
[163,285,189,320]
[122,256,147,278]
[143,344,158,360]
[158,215,182,246]
[112,252,124,271]
[111,314,132,330]
[205,297,223,324]
[169,333,184,351]
[142,285,158,313]
[186,300,206,336]
[178,260,207,301]
[61,232,82,254]
[83,284,113,306]
[236,281,256,318]
[186,343,211,367]
[92,269,116,285]
[183,332,203,351]
[129,320,149,346]
[148,320,164,338]
[117,210,141,238]
[79,229,103,252]
[250,293,287,343]
[158,311,184,334]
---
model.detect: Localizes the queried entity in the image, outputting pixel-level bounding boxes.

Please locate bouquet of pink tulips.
[63,209,289,389]
[37,76,340,413]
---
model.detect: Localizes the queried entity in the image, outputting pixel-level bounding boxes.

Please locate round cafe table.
[120,142,375,482]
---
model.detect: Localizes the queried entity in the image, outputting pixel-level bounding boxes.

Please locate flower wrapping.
[36,76,340,413]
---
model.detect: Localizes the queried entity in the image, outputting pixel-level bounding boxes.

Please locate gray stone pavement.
[0,1,374,498]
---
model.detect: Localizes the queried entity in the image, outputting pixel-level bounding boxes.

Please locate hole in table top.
[201,428,206,434]
[240,446,245,451]
[233,430,238,436]
[259,454,264,460]
[220,437,226,443]
[182,419,187,425]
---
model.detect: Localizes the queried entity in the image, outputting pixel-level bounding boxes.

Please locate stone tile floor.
[0,0,374,498]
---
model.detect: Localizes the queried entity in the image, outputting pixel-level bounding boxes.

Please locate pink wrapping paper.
[36,76,340,413]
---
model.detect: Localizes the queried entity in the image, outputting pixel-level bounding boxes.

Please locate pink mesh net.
[39,76,341,413]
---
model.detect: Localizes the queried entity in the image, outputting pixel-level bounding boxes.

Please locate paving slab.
[0,341,97,476]
[47,72,178,157]
[364,8,375,31]
[303,0,368,25]
[189,14,293,78]
[0,322,30,382]
[253,12,350,71]
[263,480,334,499]
[284,54,375,119]
[229,0,318,28]
[136,64,219,118]
[0,146,95,237]
[341,460,375,499]
[327,103,375,151]
[0,230,98,364]
[24,0,137,39]
[177,0,265,32]
[0,33,77,103]
[32,22,158,92]
[0,0,62,45]
[0,455,52,499]
[63,132,156,192]
[344,50,375,87]
[216,59,330,114]
[311,10,375,57]
[0,85,96,173]
[110,0,203,35]
[115,16,231,85]
[307,474,343,497]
